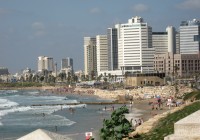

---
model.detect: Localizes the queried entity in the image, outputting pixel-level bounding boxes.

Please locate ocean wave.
[0,98,19,108]
[0,106,32,125]
[31,104,86,114]
[0,90,18,94]
[4,114,76,127]
[0,106,32,117]
[26,91,40,95]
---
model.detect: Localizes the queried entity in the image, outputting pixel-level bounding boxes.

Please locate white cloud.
[90,8,101,14]
[31,22,46,36]
[32,22,45,30]
[132,4,149,13]
[177,0,200,9]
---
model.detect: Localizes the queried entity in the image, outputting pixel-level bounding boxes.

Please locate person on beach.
[55,126,58,132]
[167,97,172,109]
[134,119,138,130]
[157,97,161,109]
[112,105,114,111]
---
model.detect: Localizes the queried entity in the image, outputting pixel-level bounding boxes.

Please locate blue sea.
[0,90,144,140]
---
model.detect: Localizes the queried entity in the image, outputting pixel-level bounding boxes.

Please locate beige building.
[96,35,108,72]
[38,56,54,72]
[154,52,200,77]
[125,73,165,87]
[84,37,97,76]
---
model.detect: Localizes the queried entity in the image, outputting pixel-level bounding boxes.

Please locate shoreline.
[0,85,194,138]
[0,85,193,119]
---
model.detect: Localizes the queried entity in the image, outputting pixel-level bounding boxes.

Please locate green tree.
[28,74,33,82]
[81,75,86,81]
[58,72,66,81]
[39,76,45,82]
[108,73,111,82]
[114,75,117,82]
[67,72,71,84]
[124,72,130,78]
[85,75,89,81]
[90,70,96,80]
[100,106,132,140]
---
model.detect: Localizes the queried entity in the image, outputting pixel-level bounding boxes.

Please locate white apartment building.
[84,37,97,76]
[96,35,108,72]
[38,56,54,72]
[180,19,200,54]
[116,16,155,74]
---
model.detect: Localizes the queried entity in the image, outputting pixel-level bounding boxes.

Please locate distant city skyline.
[0,0,199,74]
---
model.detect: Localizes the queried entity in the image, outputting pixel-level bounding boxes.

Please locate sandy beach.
[0,85,193,138]
[45,85,194,136]
[1,85,193,122]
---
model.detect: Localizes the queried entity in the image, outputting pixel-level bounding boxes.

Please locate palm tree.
[108,73,111,82]
[58,72,66,82]
[39,76,45,83]
[114,75,117,82]
[81,75,86,81]
[67,72,71,84]
[124,71,130,78]
[85,75,89,81]
[28,74,33,82]
[90,70,96,80]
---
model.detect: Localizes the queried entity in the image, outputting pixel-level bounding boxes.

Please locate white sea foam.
[0,98,19,108]
[0,106,32,117]
[0,106,32,125]
[0,93,83,127]
[0,90,18,94]
[26,91,40,95]
[0,104,82,126]
[31,104,86,114]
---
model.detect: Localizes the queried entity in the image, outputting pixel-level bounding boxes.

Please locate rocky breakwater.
[92,85,193,100]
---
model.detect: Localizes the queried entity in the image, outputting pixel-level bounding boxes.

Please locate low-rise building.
[125,73,165,87]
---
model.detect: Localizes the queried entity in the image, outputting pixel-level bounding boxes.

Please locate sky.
[0,0,200,74]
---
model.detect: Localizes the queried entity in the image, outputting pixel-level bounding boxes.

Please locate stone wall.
[164,110,200,140]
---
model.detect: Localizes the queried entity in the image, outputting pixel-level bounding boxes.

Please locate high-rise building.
[38,56,54,72]
[180,19,200,54]
[152,32,168,55]
[107,28,118,71]
[0,67,9,75]
[116,16,155,73]
[84,37,97,76]
[96,35,108,72]
[61,57,73,73]
[152,26,177,55]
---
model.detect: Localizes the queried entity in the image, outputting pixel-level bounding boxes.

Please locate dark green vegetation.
[100,106,133,140]
[182,90,200,101]
[0,82,43,88]
[133,101,200,140]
